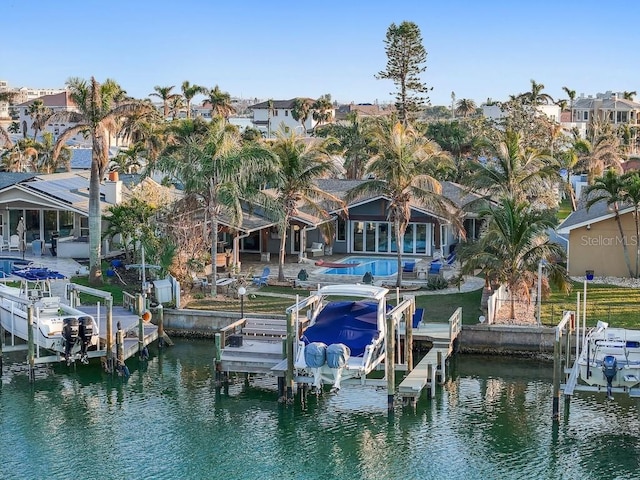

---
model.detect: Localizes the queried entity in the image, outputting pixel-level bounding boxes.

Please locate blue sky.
[3,0,640,107]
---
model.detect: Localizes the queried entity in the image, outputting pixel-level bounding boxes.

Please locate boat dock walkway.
[397,307,462,402]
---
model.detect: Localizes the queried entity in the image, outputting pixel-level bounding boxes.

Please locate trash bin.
[32,239,43,257]
[50,232,59,257]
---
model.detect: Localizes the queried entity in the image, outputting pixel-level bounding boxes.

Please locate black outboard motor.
[78,316,93,364]
[602,355,618,399]
[62,317,79,365]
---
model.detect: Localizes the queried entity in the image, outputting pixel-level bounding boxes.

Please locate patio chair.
[402,261,416,278]
[443,252,456,269]
[9,234,19,251]
[252,267,270,287]
[428,262,442,276]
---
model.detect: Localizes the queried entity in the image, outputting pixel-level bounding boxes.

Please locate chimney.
[104,171,122,204]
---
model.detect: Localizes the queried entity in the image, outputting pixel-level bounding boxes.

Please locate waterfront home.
[249,98,329,137]
[557,198,640,278]
[0,172,174,259]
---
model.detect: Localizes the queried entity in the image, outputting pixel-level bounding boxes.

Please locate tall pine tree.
[376,21,430,125]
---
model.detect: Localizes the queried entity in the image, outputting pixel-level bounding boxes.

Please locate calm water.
[322,256,400,276]
[1,340,639,480]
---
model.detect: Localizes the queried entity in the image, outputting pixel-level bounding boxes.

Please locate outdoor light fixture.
[238,286,247,318]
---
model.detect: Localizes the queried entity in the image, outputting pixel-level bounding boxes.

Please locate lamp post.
[238,286,246,319]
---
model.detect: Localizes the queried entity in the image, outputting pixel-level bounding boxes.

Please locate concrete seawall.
[162,309,285,337]
[460,324,557,355]
[163,309,558,354]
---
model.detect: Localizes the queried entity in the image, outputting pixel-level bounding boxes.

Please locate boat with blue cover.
[293,284,389,392]
[0,266,99,364]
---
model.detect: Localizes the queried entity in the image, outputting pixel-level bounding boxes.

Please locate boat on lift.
[0,267,99,364]
[578,321,640,397]
[292,284,390,392]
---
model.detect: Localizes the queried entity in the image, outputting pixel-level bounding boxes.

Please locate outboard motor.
[326,343,351,392]
[602,355,618,399]
[304,342,327,391]
[62,317,79,365]
[78,316,93,364]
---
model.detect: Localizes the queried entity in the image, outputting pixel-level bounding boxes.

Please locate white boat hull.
[578,324,640,389]
[0,287,99,355]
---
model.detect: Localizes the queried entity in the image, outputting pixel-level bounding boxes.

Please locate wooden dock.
[217,306,462,404]
[397,307,462,403]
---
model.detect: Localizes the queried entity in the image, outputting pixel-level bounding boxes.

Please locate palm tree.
[519,79,554,106]
[585,169,634,277]
[621,172,640,277]
[149,85,178,119]
[28,99,52,140]
[0,125,11,148]
[268,131,345,282]
[204,85,235,120]
[455,98,477,118]
[459,199,569,319]
[291,97,313,134]
[562,86,576,116]
[50,77,156,284]
[465,129,558,203]
[579,121,623,184]
[266,99,275,138]
[623,91,637,101]
[168,95,185,119]
[346,121,461,287]
[109,142,145,174]
[181,81,206,119]
[157,118,278,295]
[312,94,333,130]
[32,132,71,173]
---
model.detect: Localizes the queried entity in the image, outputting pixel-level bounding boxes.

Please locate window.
[273,109,278,116]
[336,217,346,242]
[285,110,289,116]
[80,217,89,238]
[583,111,589,121]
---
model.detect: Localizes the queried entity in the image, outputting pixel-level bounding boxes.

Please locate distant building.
[335,103,395,121]
[568,91,640,139]
[249,98,333,137]
[0,80,66,120]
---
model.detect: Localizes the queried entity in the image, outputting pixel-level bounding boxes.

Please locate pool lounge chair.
[305,242,324,257]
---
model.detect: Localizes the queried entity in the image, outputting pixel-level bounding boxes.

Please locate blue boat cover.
[12,267,67,280]
[301,301,382,357]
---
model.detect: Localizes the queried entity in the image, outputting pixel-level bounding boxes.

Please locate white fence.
[486,284,507,324]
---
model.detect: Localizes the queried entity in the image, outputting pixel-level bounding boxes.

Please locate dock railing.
[448,307,462,341]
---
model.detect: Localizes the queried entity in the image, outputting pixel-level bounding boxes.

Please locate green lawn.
[556,198,573,222]
[541,281,640,329]
[71,275,127,306]
[187,285,483,325]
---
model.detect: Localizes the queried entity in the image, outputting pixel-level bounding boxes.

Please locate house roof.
[0,173,37,189]
[556,197,634,234]
[17,92,76,109]
[573,96,640,111]
[249,99,313,110]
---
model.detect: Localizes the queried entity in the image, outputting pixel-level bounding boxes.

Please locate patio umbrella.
[16,217,26,260]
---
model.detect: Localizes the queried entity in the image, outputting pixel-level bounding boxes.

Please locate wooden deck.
[397,308,462,401]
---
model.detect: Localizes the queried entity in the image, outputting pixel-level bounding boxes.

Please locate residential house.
[15,92,127,147]
[335,103,395,121]
[569,91,640,141]
[216,179,482,264]
[249,98,332,137]
[0,80,66,120]
[557,198,640,278]
[0,172,176,259]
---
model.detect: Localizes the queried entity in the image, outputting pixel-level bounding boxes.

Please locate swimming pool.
[320,256,404,276]
[0,257,31,277]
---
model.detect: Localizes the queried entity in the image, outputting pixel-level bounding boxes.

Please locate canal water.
[1,339,639,480]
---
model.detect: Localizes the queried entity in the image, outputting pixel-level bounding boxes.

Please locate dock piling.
[386,311,396,411]
[27,305,35,382]
[285,311,295,404]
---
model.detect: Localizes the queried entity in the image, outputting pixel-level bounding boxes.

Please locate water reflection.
[0,341,639,479]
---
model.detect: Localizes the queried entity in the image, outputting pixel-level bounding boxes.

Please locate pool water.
[0,257,30,276]
[322,256,406,276]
